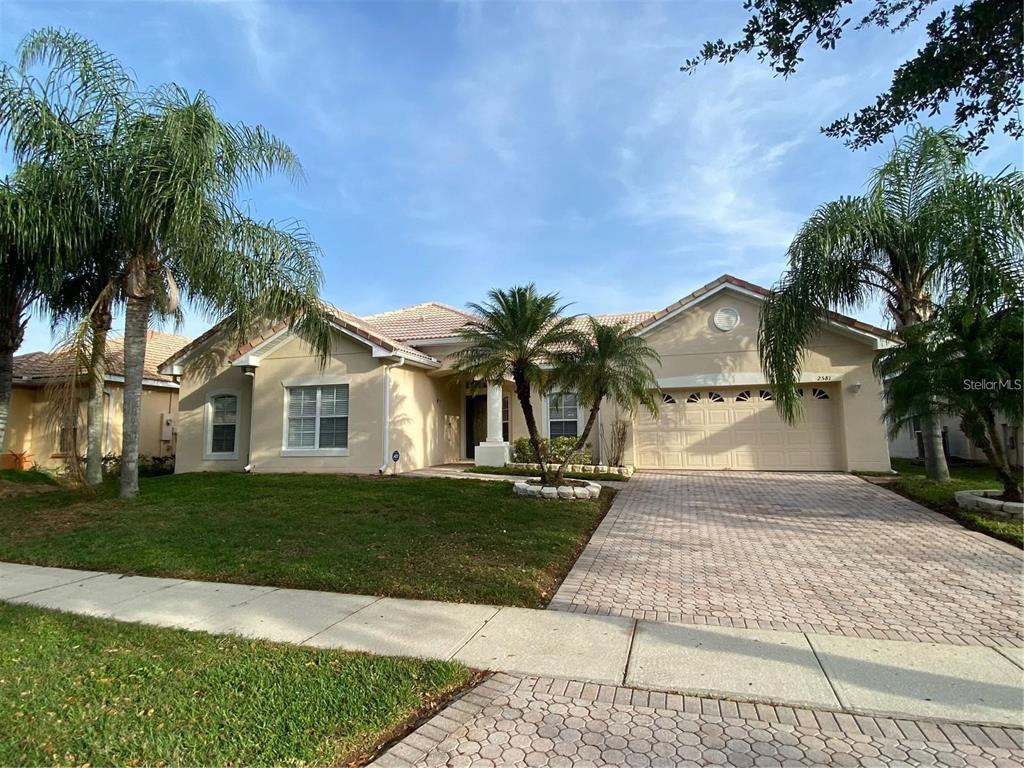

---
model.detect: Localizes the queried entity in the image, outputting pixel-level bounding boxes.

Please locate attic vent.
[713,307,740,332]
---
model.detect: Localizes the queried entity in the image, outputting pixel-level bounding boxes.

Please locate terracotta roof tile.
[159,275,894,370]
[362,302,477,341]
[13,330,191,384]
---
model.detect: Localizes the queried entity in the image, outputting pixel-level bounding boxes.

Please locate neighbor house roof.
[13,330,192,385]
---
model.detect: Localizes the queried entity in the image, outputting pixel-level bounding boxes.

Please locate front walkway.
[550,471,1023,647]
[2,561,1021,729]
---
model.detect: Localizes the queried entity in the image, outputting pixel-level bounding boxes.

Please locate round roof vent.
[713,307,740,332]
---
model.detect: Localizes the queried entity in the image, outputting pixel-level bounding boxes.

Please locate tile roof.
[362,302,478,341]
[163,304,444,372]
[13,330,191,384]
[158,275,895,371]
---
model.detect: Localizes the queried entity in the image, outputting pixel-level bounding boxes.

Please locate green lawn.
[468,464,629,482]
[0,603,470,767]
[874,458,1022,547]
[0,472,612,607]
[0,468,58,485]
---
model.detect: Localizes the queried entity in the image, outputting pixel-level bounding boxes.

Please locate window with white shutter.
[285,384,349,452]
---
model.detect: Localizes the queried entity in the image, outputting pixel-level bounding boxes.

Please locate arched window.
[812,387,830,400]
[759,389,774,401]
[708,392,725,403]
[685,392,701,404]
[662,393,677,404]
[735,390,751,402]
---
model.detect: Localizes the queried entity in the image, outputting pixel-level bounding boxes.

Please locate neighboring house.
[889,415,1023,467]
[2,331,191,470]
[162,275,895,475]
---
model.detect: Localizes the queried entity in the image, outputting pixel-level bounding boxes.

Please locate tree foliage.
[547,318,661,480]
[683,0,1022,151]
[757,126,1021,481]
[0,28,332,496]
[451,284,581,483]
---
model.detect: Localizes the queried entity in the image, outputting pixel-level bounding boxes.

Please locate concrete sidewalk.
[2,561,1021,727]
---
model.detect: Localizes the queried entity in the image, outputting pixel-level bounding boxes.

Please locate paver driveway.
[550,472,1023,647]
[373,674,1024,768]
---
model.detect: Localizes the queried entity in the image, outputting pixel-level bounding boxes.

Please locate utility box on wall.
[160,412,175,442]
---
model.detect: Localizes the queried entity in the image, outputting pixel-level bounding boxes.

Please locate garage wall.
[629,290,891,472]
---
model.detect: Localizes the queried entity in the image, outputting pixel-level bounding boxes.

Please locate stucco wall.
[175,332,465,475]
[389,368,462,471]
[4,381,176,470]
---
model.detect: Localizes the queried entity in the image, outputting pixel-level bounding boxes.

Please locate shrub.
[102,453,176,478]
[510,437,592,465]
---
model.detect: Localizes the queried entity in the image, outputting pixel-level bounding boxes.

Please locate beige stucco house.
[2,331,191,470]
[161,276,895,475]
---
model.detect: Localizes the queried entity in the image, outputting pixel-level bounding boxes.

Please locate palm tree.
[547,318,661,483]
[758,126,992,482]
[2,29,334,497]
[451,285,581,484]
[2,29,130,483]
[877,171,1024,501]
[0,169,83,453]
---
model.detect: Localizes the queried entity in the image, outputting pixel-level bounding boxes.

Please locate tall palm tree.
[876,171,1024,501]
[0,169,83,452]
[2,28,131,483]
[759,126,987,482]
[451,285,581,484]
[2,29,333,497]
[547,318,661,483]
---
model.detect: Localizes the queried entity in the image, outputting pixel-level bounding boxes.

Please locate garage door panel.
[635,386,841,471]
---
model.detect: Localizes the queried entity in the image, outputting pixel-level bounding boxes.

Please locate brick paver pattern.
[373,674,1024,767]
[550,472,1023,647]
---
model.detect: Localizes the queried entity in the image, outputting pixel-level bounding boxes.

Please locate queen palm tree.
[451,285,581,484]
[758,126,1002,482]
[0,168,85,453]
[546,318,661,483]
[876,171,1024,501]
[2,28,333,497]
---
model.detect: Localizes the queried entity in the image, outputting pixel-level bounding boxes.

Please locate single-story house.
[2,331,191,470]
[160,275,895,475]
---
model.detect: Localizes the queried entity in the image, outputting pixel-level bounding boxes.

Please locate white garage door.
[634,386,841,471]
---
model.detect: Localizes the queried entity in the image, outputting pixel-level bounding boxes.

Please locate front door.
[465,395,487,459]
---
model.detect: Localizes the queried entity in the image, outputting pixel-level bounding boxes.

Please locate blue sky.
[4,0,1019,353]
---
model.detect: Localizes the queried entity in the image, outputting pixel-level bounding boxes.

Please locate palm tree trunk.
[512,365,551,480]
[964,410,1023,503]
[0,293,28,453]
[0,344,13,453]
[119,292,151,498]
[85,312,111,485]
[553,403,601,484]
[898,303,950,483]
[920,409,950,482]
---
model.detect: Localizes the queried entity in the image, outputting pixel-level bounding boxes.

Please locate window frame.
[547,391,580,439]
[280,376,351,457]
[204,390,241,460]
[55,400,80,457]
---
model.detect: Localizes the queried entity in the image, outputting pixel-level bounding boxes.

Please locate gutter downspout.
[379,356,406,473]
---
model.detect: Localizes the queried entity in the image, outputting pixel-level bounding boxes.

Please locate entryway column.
[475,381,510,466]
